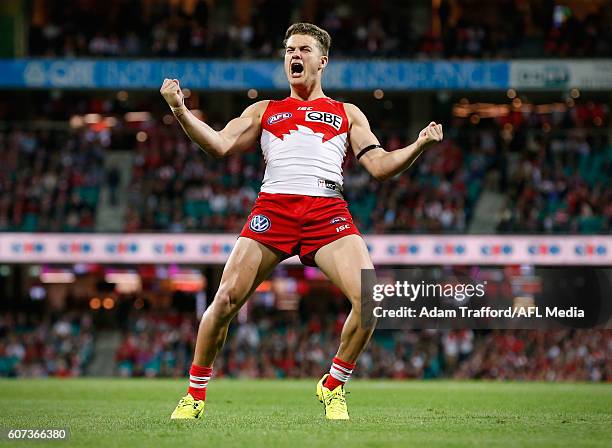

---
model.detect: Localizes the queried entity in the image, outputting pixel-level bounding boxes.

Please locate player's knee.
[211,284,243,320]
[347,293,377,330]
[347,292,362,311]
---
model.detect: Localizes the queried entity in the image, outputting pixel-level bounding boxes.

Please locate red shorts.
[239,192,361,266]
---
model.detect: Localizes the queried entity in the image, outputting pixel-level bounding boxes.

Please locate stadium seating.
[0,312,94,377]
[1,0,610,394]
[1,306,607,381]
[27,0,612,59]
[2,96,608,234]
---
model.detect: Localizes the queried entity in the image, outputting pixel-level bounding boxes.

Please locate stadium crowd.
[27,0,612,59]
[462,100,611,233]
[2,95,609,234]
[124,123,474,234]
[0,128,104,232]
[497,131,611,233]
[0,312,95,377]
[112,311,610,382]
[1,306,608,381]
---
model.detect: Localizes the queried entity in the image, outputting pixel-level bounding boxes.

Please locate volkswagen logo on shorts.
[249,214,271,233]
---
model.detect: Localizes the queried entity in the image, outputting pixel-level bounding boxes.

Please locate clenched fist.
[160,78,185,108]
[416,122,443,148]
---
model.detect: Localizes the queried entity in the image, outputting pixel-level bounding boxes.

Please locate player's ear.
[319,55,328,70]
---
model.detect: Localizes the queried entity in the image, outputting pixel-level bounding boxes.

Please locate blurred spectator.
[1,94,609,234]
[112,310,611,382]
[106,165,121,207]
[492,109,611,233]
[27,0,612,59]
[0,312,94,377]
[0,128,104,232]
[454,330,610,381]
[2,307,608,381]
[114,311,196,377]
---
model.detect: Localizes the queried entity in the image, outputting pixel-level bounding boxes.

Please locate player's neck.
[290,84,326,101]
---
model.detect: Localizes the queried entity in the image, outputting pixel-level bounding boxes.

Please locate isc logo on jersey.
[267,112,292,125]
[305,111,342,131]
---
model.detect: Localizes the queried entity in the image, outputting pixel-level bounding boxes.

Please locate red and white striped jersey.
[259,96,350,198]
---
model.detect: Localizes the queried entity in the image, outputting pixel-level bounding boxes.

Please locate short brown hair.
[283,23,331,55]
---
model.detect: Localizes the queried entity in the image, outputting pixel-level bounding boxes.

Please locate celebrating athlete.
[161,22,443,420]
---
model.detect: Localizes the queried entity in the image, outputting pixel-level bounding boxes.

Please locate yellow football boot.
[316,374,350,420]
[170,393,205,419]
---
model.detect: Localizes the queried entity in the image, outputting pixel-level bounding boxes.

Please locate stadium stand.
[26,0,612,58]
[1,0,609,390]
[4,309,606,382]
[2,95,609,234]
[0,128,104,232]
[0,312,95,377]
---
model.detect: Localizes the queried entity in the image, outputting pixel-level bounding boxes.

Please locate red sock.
[324,357,355,390]
[187,364,212,401]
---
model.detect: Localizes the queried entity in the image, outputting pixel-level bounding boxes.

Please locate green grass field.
[0,379,610,447]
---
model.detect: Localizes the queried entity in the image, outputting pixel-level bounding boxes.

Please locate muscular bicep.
[217,101,268,155]
[346,103,386,175]
[217,116,259,155]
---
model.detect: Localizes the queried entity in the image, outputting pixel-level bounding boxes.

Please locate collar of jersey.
[286,96,330,102]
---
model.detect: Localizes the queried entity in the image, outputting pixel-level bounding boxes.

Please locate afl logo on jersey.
[267,112,292,125]
[305,111,343,131]
[249,214,271,233]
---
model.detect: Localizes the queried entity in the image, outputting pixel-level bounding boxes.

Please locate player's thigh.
[217,236,282,304]
[313,234,374,306]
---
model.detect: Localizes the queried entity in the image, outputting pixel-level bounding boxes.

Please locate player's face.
[284,34,327,87]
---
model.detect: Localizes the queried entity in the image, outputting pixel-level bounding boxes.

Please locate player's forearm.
[373,140,426,181]
[172,105,228,158]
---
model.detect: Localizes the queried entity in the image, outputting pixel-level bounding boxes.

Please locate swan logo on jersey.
[249,214,271,233]
[267,112,292,125]
[305,111,342,131]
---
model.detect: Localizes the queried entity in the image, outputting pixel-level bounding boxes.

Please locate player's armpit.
[216,100,270,157]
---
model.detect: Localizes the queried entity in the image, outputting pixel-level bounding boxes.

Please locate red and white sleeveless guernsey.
[260,96,349,198]
[238,96,361,265]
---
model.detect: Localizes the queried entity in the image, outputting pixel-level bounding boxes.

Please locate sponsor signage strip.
[0,234,609,265]
[0,59,508,90]
[510,60,612,90]
[3,59,611,90]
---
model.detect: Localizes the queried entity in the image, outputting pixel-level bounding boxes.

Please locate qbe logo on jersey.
[249,214,271,233]
[305,111,342,130]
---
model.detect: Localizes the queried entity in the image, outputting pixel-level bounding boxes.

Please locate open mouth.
[290,62,304,77]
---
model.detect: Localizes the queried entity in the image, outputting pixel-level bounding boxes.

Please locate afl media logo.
[267,112,292,125]
[249,214,271,232]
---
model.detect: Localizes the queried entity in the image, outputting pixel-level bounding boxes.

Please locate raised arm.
[160,78,268,158]
[344,103,443,181]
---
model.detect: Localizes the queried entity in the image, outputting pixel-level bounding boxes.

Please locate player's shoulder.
[342,102,368,124]
[241,100,271,118]
[342,102,361,115]
[342,103,361,113]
